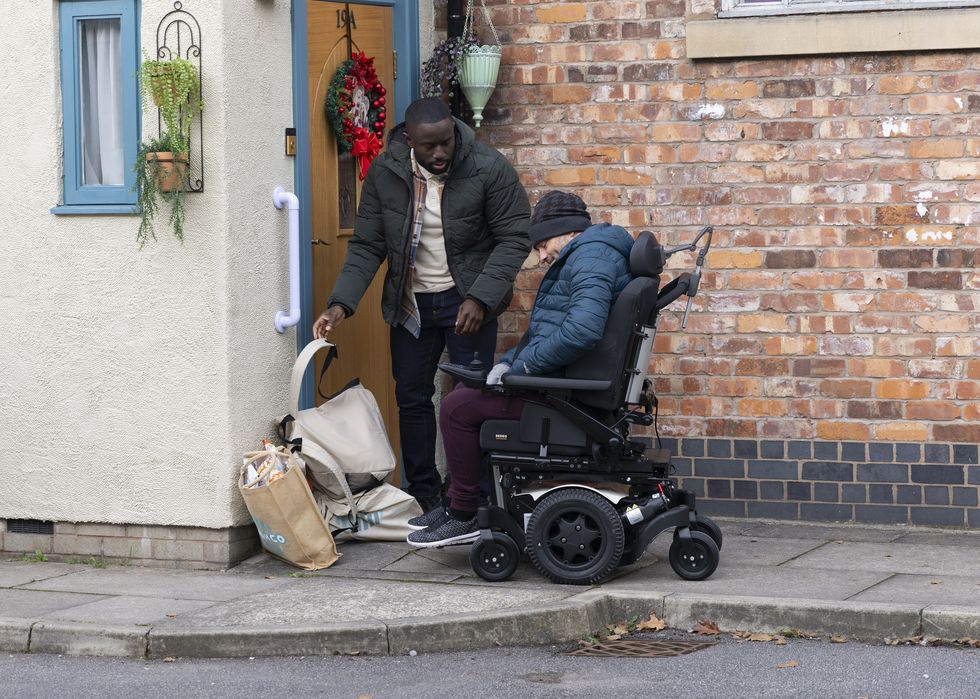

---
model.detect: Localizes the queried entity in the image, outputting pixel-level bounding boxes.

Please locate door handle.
[312,238,328,245]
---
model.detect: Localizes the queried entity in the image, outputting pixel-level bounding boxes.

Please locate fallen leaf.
[609,623,629,635]
[774,637,788,645]
[356,695,373,699]
[165,614,177,618]
[747,633,774,642]
[605,634,622,641]
[776,661,799,669]
[635,613,666,631]
[347,650,361,656]
[830,635,847,644]
[692,619,721,636]
[929,580,942,585]
[163,657,176,663]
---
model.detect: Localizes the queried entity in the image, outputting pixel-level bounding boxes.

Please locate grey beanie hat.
[528,191,591,247]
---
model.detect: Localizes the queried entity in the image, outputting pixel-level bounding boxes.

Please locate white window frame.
[721,0,980,18]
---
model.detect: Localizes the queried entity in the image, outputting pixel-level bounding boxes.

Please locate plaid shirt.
[396,164,429,338]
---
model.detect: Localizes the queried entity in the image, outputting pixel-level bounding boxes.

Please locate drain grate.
[565,640,716,657]
[6,519,55,535]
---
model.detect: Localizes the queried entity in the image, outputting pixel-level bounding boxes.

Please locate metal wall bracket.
[156,1,204,192]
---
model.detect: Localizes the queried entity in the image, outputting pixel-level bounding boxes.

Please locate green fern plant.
[134,133,188,247]
[133,56,201,247]
[138,55,202,154]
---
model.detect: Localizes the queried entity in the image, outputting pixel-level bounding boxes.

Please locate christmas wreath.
[324,51,388,180]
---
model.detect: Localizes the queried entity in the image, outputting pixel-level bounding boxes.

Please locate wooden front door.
[306,1,400,463]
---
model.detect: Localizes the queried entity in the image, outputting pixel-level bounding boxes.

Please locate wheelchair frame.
[440,226,722,585]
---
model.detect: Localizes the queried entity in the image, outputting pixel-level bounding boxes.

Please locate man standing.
[312,97,531,513]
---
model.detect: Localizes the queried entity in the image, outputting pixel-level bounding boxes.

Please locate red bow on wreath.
[351,128,382,180]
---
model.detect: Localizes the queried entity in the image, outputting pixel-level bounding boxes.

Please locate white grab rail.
[273,186,301,333]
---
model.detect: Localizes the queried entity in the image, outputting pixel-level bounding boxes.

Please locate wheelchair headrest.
[630,231,666,278]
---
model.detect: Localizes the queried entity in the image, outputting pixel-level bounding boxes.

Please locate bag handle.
[289,339,338,415]
[298,439,359,524]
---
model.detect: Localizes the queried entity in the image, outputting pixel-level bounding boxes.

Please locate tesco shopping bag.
[238,445,340,570]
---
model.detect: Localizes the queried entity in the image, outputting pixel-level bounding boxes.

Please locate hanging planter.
[458,45,500,129]
[456,0,502,129]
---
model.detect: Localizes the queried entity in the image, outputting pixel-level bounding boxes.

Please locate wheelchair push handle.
[659,226,712,329]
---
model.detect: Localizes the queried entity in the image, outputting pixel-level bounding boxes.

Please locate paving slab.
[21,567,281,601]
[40,595,216,624]
[848,573,980,607]
[740,522,904,543]
[380,551,468,577]
[646,535,828,568]
[0,561,75,588]
[894,531,980,547]
[785,541,980,577]
[0,588,107,617]
[607,563,892,601]
[152,578,574,628]
[320,541,413,571]
[311,567,461,584]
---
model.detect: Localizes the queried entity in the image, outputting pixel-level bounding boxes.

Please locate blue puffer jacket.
[501,222,634,375]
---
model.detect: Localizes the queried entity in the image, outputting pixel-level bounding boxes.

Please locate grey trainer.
[406,512,478,548]
[408,504,447,530]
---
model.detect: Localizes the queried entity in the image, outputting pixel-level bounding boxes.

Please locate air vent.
[6,519,55,535]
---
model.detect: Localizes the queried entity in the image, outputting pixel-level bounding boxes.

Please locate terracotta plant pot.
[148,151,188,193]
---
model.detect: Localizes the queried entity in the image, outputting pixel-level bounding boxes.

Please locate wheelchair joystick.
[468,352,485,373]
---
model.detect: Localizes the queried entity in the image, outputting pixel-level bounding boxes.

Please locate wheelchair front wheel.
[526,488,625,585]
[668,529,719,581]
[470,532,520,582]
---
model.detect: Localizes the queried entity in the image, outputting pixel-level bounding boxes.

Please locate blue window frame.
[55,0,139,214]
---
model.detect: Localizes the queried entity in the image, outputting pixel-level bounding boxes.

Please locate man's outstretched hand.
[455,298,486,336]
[312,305,347,340]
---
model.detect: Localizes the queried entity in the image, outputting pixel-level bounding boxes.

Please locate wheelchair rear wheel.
[525,488,625,585]
[470,532,520,582]
[668,529,719,581]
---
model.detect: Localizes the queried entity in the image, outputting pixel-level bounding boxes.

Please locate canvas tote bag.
[238,447,340,570]
[280,340,420,539]
[315,481,422,542]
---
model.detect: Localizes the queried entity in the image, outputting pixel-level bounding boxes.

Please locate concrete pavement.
[2,518,979,658]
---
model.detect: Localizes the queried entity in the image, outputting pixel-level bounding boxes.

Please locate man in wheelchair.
[407,190,634,545]
[407,191,722,584]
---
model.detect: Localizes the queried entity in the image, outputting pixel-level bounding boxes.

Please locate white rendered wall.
[0,1,296,528]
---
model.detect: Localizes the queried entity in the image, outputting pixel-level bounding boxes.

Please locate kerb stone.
[664,594,921,641]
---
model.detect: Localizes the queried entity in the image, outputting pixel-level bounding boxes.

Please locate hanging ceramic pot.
[458,44,501,128]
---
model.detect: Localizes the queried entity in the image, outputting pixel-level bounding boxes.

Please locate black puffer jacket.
[328,118,531,324]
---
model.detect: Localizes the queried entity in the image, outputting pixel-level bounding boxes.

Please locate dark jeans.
[441,385,528,514]
[389,288,497,499]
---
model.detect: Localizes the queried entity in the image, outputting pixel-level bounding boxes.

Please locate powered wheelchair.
[439,226,721,585]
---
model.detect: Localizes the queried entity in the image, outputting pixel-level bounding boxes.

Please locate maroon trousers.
[441,385,528,514]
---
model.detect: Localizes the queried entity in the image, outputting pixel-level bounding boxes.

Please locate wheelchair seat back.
[561,231,666,411]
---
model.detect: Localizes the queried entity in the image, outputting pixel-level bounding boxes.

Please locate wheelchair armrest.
[502,374,612,391]
[437,362,488,390]
[656,272,692,311]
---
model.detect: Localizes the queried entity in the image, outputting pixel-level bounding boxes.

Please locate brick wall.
[449,1,980,525]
